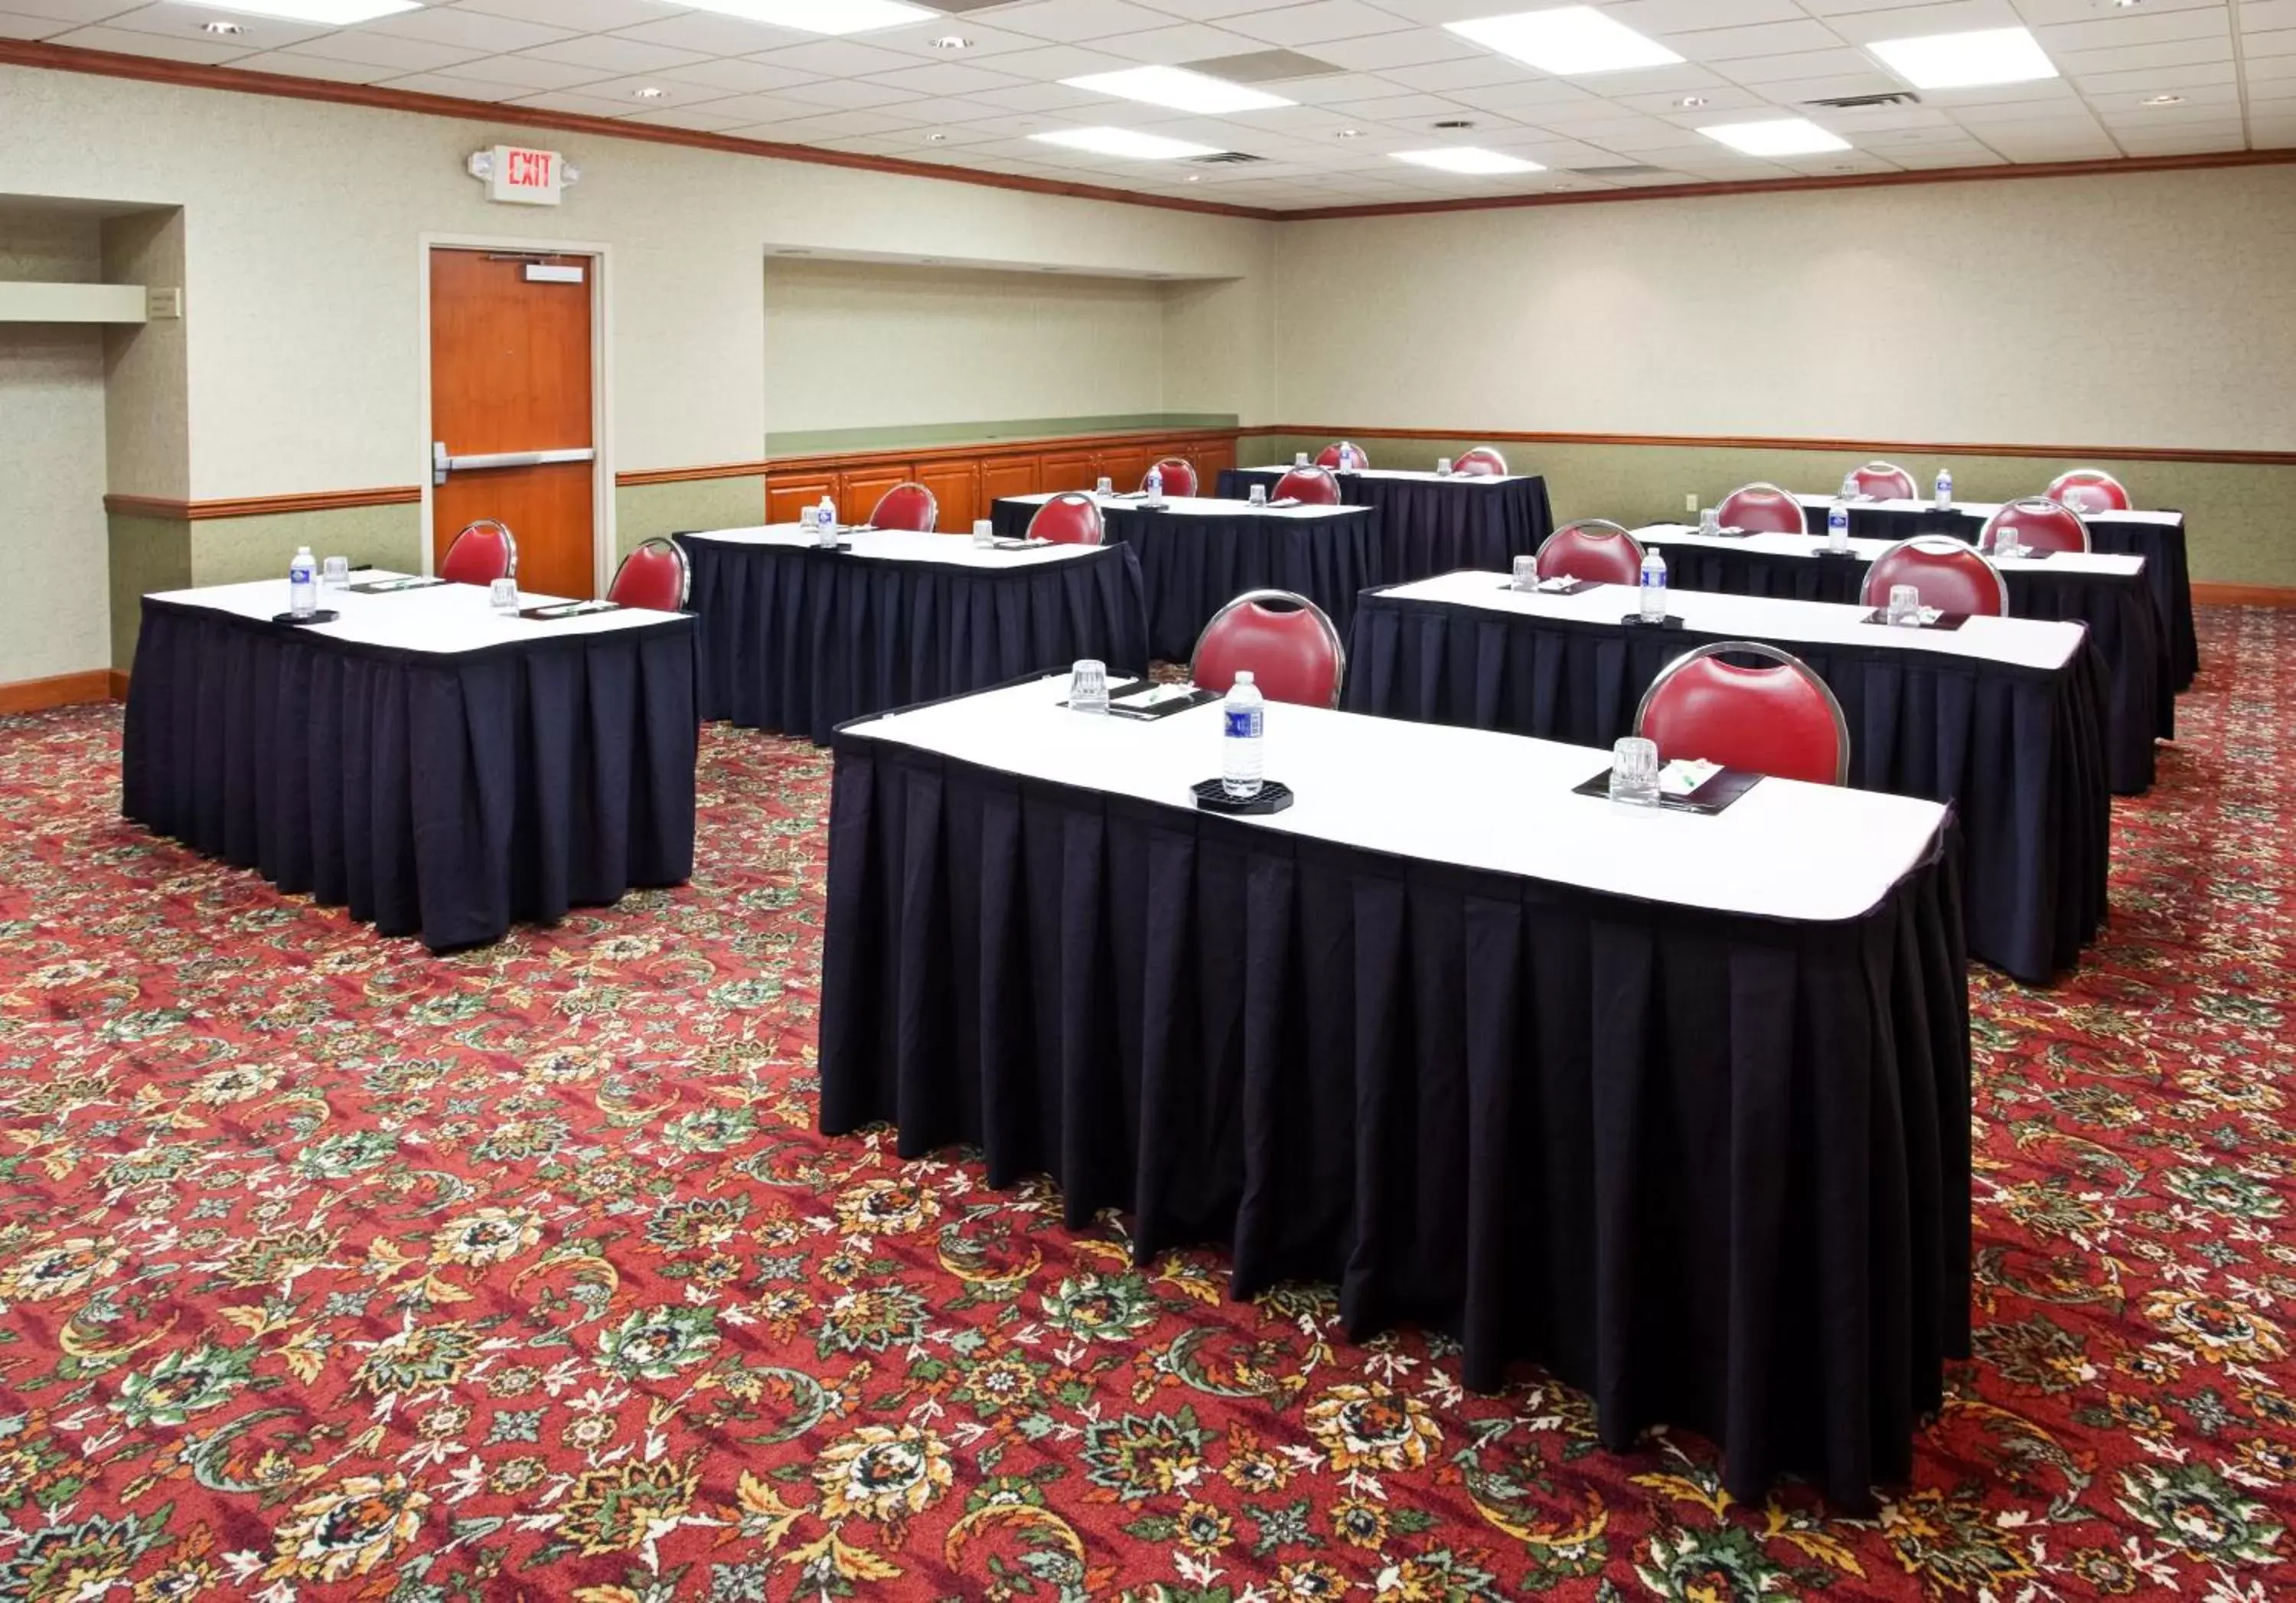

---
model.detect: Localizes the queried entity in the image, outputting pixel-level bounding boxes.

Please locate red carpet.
[0,608,2289,1600]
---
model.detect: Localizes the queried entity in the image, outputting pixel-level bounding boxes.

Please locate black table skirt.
[1217,468,1554,586]
[678,535,1149,743]
[820,735,1971,1513]
[989,500,1380,661]
[1345,593,2110,984]
[122,599,698,952]
[1802,504,2195,690]
[1652,543,2165,794]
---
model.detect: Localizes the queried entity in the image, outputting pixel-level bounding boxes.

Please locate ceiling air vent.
[1804,90,1922,109]
[1188,151,1267,165]
[1182,49,1343,83]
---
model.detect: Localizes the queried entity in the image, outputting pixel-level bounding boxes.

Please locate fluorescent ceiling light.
[1391,147,1545,175]
[673,0,938,34]
[1029,127,1223,162]
[202,0,421,21]
[1698,118,1851,157]
[1447,6,1682,76]
[1064,66,1293,116]
[1868,27,2057,90]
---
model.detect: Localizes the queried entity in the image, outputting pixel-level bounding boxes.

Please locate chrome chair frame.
[608,536,692,611]
[1027,491,1107,546]
[1535,518,1644,577]
[1717,481,1804,532]
[871,480,940,533]
[1862,534,2007,615]
[1633,638,1852,787]
[443,518,520,581]
[1980,495,2091,556]
[1453,446,1509,476]
[1188,587,1349,710]
[1853,460,1918,499]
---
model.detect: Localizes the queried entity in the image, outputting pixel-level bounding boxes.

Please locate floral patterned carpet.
[0,608,2290,1603]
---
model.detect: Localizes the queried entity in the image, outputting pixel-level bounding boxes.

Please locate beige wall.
[0,207,111,682]
[1274,168,2296,454]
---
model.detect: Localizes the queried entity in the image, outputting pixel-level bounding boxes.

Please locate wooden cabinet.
[762,429,1242,530]
[979,456,1039,510]
[1037,450,1099,495]
[839,468,908,524]
[913,460,980,533]
[766,475,835,527]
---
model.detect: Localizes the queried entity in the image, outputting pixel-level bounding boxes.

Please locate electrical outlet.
[1684,491,1698,514]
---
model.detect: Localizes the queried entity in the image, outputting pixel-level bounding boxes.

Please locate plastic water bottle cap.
[1234,671,1254,686]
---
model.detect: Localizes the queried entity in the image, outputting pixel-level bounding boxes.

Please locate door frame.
[418,232,615,593]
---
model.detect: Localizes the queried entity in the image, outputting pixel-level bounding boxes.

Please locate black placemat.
[1502,579,1598,597]
[1571,766,1764,815]
[517,600,625,622]
[1861,609,1972,632]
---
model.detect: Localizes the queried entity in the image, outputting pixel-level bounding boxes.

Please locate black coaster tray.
[1572,766,1763,816]
[1193,779,1294,816]
[1621,612,1681,628]
[273,609,340,626]
[1503,579,1597,596]
[1861,609,1971,632]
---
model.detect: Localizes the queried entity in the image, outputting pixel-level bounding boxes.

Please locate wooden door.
[429,249,597,599]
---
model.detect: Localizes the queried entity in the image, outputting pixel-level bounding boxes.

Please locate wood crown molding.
[1254,425,2296,469]
[0,669,116,716]
[2192,583,2296,609]
[106,487,422,521]
[0,40,1276,224]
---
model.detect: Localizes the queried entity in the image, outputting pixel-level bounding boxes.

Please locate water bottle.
[1221,671,1264,801]
[1827,498,1851,553]
[1934,467,1953,510]
[289,545,317,619]
[1638,546,1667,622]
[1144,465,1163,508]
[815,495,838,548]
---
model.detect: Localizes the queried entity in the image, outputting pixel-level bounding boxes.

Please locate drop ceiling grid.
[0,0,2286,206]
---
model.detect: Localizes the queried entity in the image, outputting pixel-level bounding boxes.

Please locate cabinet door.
[1099,446,1156,493]
[1190,438,1238,482]
[1039,450,1099,493]
[980,455,1040,509]
[915,459,980,533]
[839,468,911,525]
[767,475,835,527]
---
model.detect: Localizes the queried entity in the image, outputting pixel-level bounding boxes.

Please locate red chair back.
[1026,492,1104,546]
[1190,590,1345,708]
[1146,457,1198,497]
[1274,466,1342,506]
[1316,441,1369,471]
[607,537,690,612]
[1535,518,1644,586]
[439,519,517,586]
[1851,461,1917,500]
[1981,497,2089,556]
[870,482,938,533]
[1635,642,1849,787]
[1453,447,1508,476]
[2045,469,2130,514]
[1715,482,1805,535]
[1861,536,2007,617]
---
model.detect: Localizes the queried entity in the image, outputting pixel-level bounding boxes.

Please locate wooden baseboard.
[2193,583,2296,609]
[109,670,131,700]
[0,669,117,715]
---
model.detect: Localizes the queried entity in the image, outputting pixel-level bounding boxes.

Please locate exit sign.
[484,145,565,206]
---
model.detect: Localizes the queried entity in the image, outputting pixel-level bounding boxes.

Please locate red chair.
[439,519,517,586]
[1026,492,1104,546]
[870,482,938,533]
[1636,642,1849,787]
[1860,536,2007,618]
[1716,482,1805,535]
[2045,469,2130,514]
[1534,518,1644,586]
[1981,497,2089,557]
[1146,457,1199,497]
[1316,441,1370,471]
[1850,461,1917,500]
[1453,447,1508,476]
[607,537,691,612]
[1273,465,1342,506]
[1189,589,1345,709]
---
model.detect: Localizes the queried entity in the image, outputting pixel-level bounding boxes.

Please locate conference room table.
[122,574,698,953]
[990,491,1379,661]
[1635,523,2166,795]
[1217,464,1554,586]
[1788,494,2195,689]
[677,524,1148,745]
[1345,571,2110,984]
[820,675,1968,1513]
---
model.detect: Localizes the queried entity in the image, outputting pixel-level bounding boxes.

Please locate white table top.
[1789,492,2183,528]
[148,574,687,656]
[1381,568,2089,673]
[1244,464,1529,486]
[842,677,1948,926]
[1635,523,2148,580]
[683,524,1104,569]
[1003,491,1363,521]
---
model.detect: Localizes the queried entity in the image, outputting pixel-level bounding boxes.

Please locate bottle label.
[1225,708,1262,739]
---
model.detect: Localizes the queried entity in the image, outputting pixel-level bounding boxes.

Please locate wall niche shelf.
[0,282,149,324]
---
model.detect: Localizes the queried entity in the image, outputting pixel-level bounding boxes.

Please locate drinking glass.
[321,555,350,589]
[1512,554,1538,591]
[489,577,520,613]
[1068,659,1109,714]
[973,518,996,548]
[1247,483,1267,507]
[1888,583,1923,625]
[1293,452,1309,468]
[1436,456,1453,477]
[1095,476,1114,496]
[1609,736,1662,807]
[1698,506,1720,535]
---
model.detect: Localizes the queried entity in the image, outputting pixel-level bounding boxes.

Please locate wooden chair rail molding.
[759,427,1242,530]
[106,488,422,520]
